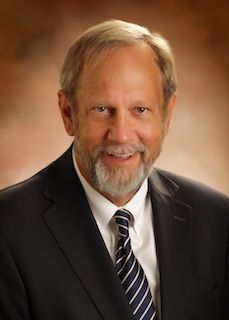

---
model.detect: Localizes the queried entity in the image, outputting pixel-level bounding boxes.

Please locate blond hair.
[60,19,177,109]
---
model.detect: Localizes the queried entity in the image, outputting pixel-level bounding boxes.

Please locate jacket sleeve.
[0,234,30,320]
[226,233,229,317]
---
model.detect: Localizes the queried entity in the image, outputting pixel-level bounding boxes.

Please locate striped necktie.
[114,209,157,320]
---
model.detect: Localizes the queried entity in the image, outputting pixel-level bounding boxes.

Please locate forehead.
[86,43,157,64]
[81,44,161,82]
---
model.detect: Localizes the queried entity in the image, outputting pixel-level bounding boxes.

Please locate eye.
[136,106,147,113]
[94,106,108,113]
[133,106,153,118]
[135,106,151,114]
[91,106,114,117]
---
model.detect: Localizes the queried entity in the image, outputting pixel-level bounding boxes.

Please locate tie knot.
[114,209,131,238]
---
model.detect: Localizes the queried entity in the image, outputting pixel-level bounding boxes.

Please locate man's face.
[59,45,175,205]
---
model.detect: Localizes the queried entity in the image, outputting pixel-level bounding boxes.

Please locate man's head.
[60,19,177,111]
[58,20,177,205]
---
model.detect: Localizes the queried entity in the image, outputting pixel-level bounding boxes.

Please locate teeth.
[109,153,134,158]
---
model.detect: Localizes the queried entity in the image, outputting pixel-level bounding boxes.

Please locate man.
[0,20,228,320]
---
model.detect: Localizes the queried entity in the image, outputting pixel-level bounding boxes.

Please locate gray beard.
[74,141,161,199]
[92,154,147,198]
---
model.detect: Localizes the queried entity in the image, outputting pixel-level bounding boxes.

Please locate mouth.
[102,151,140,167]
[107,152,135,160]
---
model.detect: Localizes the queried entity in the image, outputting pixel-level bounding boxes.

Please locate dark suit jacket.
[0,146,228,320]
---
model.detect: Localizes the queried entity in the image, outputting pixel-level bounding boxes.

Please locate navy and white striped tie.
[114,209,157,320]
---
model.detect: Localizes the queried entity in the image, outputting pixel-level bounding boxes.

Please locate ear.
[163,94,176,135]
[58,89,75,136]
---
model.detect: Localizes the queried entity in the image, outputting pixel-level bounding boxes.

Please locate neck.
[99,189,138,207]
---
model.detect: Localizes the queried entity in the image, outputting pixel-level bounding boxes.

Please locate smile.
[102,152,140,167]
[108,153,135,159]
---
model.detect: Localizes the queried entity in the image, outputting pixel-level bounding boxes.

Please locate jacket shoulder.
[0,164,51,205]
[154,168,229,210]
[0,146,72,205]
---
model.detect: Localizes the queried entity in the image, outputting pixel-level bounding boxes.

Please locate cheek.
[138,122,163,148]
[139,123,162,144]
[77,121,107,151]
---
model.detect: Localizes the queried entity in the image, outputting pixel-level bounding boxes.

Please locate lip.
[108,153,134,159]
[103,152,140,166]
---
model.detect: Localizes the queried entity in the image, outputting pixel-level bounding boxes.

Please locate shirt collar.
[72,148,148,231]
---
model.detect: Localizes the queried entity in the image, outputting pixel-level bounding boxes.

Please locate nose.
[107,110,135,144]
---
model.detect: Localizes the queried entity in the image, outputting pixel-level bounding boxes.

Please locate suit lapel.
[41,147,192,320]
[42,148,132,320]
[149,170,192,320]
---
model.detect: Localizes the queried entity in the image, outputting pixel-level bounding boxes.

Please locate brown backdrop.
[0,0,228,193]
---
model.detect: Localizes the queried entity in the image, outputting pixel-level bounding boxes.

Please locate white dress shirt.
[72,152,161,317]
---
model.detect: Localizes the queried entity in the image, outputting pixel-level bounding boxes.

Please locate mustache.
[93,143,147,157]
